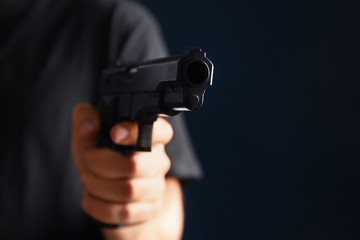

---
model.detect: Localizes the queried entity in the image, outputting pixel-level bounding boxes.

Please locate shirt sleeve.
[107,0,203,181]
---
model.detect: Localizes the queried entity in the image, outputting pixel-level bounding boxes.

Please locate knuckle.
[81,174,90,189]
[82,197,95,217]
[128,156,139,176]
[153,145,171,174]
[164,119,174,138]
[120,204,132,222]
[157,118,174,142]
[162,155,171,173]
[167,124,174,141]
[123,180,136,200]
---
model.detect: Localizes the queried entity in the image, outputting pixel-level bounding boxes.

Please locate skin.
[72,103,184,240]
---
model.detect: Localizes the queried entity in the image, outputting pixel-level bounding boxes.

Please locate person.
[0,0,202,239]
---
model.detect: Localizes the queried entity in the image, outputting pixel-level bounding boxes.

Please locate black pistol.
[93,48,213,228]
[97,48,214,152]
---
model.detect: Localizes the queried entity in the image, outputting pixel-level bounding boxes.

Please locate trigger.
[137,123,153,151]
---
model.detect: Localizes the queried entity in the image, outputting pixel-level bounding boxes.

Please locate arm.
[72,103,184,240]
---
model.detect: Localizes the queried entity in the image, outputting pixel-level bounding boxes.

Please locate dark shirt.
[0,0,202,239]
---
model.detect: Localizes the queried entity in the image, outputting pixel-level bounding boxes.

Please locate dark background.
[138,0,360,239]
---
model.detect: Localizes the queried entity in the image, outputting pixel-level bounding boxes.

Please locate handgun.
[92,48,213,228]
[97,48,214,152]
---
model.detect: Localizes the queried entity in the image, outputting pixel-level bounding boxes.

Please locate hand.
[71,103,173,226]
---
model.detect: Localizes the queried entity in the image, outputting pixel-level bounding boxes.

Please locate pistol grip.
[136,123,153,151]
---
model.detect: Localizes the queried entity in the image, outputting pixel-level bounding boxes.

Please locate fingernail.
[115,126,129,143]
[79,120,94,136]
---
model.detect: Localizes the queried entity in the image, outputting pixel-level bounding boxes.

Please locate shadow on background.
[138,0,360,239]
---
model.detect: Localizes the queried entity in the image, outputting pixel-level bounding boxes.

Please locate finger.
[82,193,161,225]
[110,121,138,146]
[85,145,171,178]
[152,118,173,145]
[72,103,100,173]
[110,118,173,146]
[82,174,166,202]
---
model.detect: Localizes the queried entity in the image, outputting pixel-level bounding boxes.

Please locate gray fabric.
[0,0,201,239]
[166,115,203,181]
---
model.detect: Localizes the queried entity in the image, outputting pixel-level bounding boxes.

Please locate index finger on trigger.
[110,118,173,147]
[110,121,138,146]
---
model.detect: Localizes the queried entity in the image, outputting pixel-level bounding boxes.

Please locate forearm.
[101,177,184,240]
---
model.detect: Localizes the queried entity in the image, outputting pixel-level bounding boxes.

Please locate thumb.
[72,103,100,172]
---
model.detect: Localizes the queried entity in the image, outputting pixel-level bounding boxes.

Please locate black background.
[138,0,360,239]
